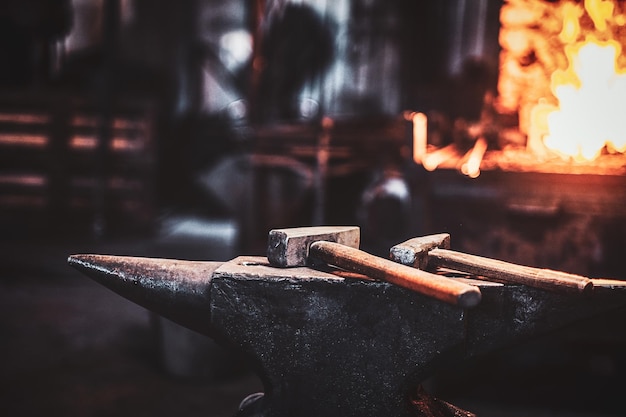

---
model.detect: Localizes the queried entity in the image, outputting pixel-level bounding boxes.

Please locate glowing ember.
[461,137,488,178]
[410,112,427,164]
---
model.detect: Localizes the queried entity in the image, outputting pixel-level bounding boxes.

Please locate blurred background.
[0,1,625,416]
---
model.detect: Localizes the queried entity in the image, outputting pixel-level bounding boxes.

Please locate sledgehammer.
[267,226,482,308]
[390,233,593,294]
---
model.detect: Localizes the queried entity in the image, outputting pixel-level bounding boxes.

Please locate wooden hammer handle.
[428,248,593,294]
[309,241,482,308]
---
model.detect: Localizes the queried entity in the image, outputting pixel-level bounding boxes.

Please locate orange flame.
[544,38,626,161]
[558,3,582,43]
[537,0,626,162]
[585,0,614,32]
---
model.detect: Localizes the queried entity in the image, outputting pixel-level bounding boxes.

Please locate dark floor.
[0,236,624,417]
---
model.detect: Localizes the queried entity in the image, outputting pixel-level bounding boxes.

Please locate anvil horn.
[68,254,222,336]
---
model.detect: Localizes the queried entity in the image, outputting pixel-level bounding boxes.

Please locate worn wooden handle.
[428,248,593,294]
[309,241,482,308]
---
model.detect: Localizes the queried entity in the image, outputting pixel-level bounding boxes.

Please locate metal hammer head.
[390,233,450,269]
[268,226,360,267]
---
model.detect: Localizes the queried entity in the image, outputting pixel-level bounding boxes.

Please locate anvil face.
[69,254,626,417]
[213,257,470,417]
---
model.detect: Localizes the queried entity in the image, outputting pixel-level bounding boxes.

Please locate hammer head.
[268,226,360,267]
[390,233,450,269]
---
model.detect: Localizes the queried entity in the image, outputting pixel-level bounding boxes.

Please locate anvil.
[68,254,626,417]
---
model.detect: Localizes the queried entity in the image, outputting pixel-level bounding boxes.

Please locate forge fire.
[501,0,626,160]
[416,0,626,177]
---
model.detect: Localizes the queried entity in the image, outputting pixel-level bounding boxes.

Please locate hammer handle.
[309,241,481,308]
[428,248,593,294]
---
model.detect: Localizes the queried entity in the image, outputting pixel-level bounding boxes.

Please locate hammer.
[390,233,593,294]
[267,226,482,308]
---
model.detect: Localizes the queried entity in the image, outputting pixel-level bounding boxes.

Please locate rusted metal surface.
[68,253,626,417]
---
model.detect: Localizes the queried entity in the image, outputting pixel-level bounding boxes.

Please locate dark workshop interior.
[1,0,626,416]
